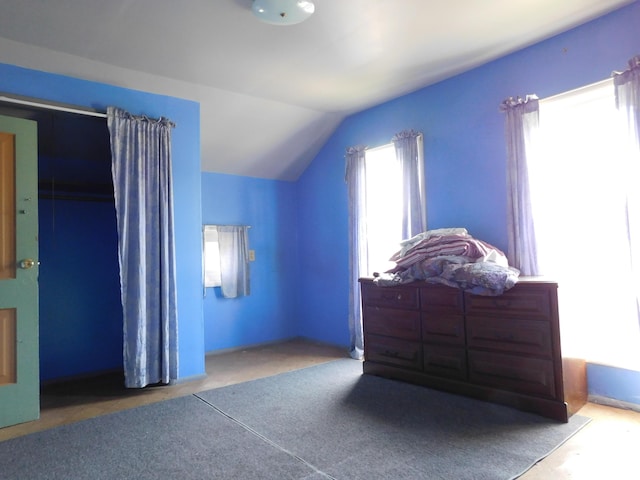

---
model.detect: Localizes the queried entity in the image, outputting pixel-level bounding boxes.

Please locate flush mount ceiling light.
[252,0,315,26]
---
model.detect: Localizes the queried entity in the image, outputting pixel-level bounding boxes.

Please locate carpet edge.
[507,415,593,480]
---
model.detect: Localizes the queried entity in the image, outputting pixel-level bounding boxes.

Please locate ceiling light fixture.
[251,0,315,26]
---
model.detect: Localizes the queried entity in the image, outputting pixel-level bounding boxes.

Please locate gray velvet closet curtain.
[107,106,178,388]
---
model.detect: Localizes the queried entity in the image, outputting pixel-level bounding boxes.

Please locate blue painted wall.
[588,364,640,407]
[2,1,638,404]
[39,197,122,381]
[296,2,640,398]
[201,173,299,351]
[0,63,206,382]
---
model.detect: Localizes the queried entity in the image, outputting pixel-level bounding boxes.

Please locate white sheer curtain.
[345,146,368,359]
[500,96,540,276]
[393,130,427,238]
[614,55,640,330]
[107,106,178,388]
[217,225,250,299]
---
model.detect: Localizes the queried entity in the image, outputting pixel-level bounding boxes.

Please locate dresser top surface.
[359,276,557,287]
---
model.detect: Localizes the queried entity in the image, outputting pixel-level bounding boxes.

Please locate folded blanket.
[375,229,519,296]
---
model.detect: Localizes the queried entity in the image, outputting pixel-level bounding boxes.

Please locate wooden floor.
[1,338,639,479]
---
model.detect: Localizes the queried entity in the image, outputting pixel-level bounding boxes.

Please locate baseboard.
[588,394,640,413]
[204,336,348,357]
[204,337,298,357]
[168,373,208,385]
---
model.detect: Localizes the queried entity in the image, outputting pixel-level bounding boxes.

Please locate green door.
[0,114,39,428]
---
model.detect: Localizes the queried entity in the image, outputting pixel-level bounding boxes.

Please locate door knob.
[19,258,36,269]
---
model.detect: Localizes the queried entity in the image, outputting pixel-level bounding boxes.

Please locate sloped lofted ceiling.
[0,0,634,180]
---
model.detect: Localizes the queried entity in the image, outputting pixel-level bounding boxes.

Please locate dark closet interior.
[0,102,123,383]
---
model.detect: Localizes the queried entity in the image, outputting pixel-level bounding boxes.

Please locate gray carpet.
[0,359,589,480]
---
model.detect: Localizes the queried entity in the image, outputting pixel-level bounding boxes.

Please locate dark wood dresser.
[360,277,587,422]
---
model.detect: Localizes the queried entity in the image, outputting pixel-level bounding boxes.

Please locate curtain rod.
[539,78,612,104]
[0,93,107,118]
[204,224,251,228]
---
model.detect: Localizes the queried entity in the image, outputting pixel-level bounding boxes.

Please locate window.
[529,79,640,369]
[203,225,222,287]
[345,130,426,358]
[203,225,250,298]
[363,143,403,274]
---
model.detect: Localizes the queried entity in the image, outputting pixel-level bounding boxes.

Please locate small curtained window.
[203,225,250,298]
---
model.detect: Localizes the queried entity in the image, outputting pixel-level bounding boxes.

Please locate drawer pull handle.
[381,350,416,361]
[493,299,511,307]
[496,333,515,341]
[379,293,403,302]
[427,361,457,371]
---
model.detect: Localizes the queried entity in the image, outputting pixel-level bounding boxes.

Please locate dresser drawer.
[465,284,553,319]
[422,313,465,345]
[365,334,422,370]
[423,345,467,380]
[420,285,463,313]
[466,316,552,356]
[468,350,556,398]
[364,306,421,340]
[361,283,419,310]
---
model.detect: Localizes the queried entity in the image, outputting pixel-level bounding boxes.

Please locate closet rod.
[0,93,107,118]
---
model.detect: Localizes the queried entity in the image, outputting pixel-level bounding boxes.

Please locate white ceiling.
[0,0,633,180]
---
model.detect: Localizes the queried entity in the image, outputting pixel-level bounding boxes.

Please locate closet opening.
[0,101,123,388]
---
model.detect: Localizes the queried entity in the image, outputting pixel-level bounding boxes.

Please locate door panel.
[0,114,39,428]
